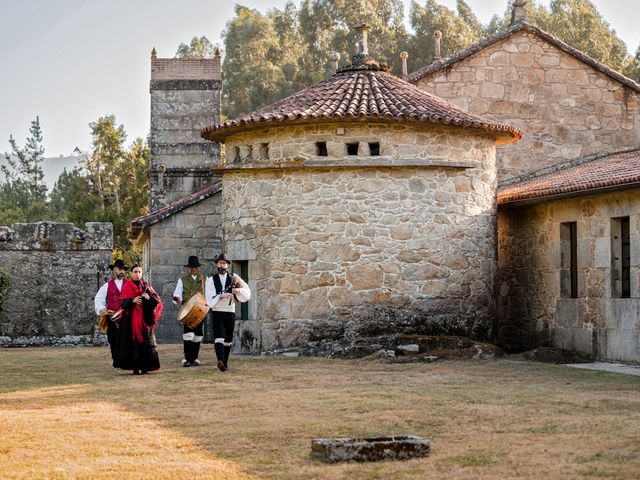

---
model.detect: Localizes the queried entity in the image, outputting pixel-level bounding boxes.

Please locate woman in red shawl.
[113,264,163,374]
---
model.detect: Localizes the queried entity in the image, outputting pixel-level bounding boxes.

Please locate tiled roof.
[408,21,640,93]
[129,182,222,237]
[201,64,521,143]
[498,150,640,205]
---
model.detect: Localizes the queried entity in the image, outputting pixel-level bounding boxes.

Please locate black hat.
[214,253,231,263]
[184,256,202,268]
[108,259,129,271]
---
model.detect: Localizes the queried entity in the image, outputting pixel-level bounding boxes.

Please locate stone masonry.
[219,123,499,352]
[0,222,113,346]
[412,28,640,180]
[497,190,640,362]
[150,50,222,210]
[134,193,224,343]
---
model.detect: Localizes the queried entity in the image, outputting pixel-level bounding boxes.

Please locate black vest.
[212,273,233,295]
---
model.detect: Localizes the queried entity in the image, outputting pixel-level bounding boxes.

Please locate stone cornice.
[213,158,478,172]
[150,79,222,91]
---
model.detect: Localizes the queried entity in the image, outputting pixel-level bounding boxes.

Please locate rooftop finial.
[433,31,442,62]
[511,0,528,25]
[355,24,370,56]
[329,52,341,75]
[400,51,408,79]
[151,47,157,60]
[214,48,221,59]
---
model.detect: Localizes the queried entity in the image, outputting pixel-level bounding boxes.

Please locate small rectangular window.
[259,143,269,160]
[316,142,328,157]
[560,222,578,298]
[369,142,380,156]
[611,216,630,298]
[346,143,359,155]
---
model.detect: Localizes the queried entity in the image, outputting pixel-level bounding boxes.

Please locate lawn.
[0,345,639,479]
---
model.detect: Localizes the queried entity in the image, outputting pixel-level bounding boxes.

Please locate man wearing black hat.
[205,253,251,371]
[94,259,129,366]
[173,256,206,367]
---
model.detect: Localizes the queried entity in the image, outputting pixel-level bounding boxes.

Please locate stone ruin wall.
[497,191,640,362]
[0,222,113,346]
[220,123,499,354]
[413,29,640,181]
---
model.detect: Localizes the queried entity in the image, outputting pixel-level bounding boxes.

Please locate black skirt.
[113,300,160,372]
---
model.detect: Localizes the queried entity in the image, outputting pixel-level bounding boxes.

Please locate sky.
[1,0,639,158]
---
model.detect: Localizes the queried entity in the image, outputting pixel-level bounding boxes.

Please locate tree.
[49,167,100,225]
[176,36,219,59]
[623,45,640,83]
[405,0,481,70]
[0,117,49,224]
[86,115,127,213]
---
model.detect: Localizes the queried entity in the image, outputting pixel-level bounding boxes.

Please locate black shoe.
[217,360,227,372]
[191,359,200,367]
[133,368,141,375]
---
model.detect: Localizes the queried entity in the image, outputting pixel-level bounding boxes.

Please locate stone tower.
[149,48,222,210]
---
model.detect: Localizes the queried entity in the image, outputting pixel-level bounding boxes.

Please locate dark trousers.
[212,311,235,343]
[212,311,235,367]
[183,321,204,363]
[106,321,118,366]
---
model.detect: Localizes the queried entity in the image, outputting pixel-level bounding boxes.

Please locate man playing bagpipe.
[204,253,250,372]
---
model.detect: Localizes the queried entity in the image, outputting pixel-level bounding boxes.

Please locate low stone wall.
[497,190,640,362]
[0,222,113,346]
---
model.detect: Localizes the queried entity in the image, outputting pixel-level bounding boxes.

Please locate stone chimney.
[511,0,528,25]
[433,30,442,62]
[400,51,408,79]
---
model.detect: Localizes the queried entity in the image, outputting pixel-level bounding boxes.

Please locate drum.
[177,292,209,329]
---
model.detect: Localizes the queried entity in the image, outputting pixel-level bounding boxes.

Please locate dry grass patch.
[0,345,639,479]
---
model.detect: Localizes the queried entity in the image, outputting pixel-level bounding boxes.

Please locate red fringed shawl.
[121,280,163,343]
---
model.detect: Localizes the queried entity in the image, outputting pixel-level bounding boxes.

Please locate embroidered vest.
[107,279,126,310]
[181,273,204,301]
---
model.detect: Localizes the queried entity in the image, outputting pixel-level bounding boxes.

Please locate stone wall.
[149,55,222,210]
[220,123,499,353]
[141,195,224,342]
[413,29,640,180]
[497,190,640,362]
[0,222,112,346]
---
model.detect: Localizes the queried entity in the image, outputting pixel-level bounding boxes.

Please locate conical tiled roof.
[202,59,521,143]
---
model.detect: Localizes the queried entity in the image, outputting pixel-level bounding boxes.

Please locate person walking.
[113,265,163,375]
[173,255,206,367]
[204,253,250,371]
[94,259,129,367]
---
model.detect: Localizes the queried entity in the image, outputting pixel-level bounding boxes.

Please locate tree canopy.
[209,0,640,119]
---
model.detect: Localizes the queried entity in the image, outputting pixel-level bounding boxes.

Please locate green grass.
[0,345,639,479]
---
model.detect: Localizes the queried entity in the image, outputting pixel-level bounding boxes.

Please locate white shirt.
[94,278,124,315]
[172,274,199,305]
[205,273,251,313]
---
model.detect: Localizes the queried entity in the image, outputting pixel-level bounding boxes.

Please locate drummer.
[173,256,206,367]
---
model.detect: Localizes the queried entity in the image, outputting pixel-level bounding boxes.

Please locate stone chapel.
[131,2,640,362]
